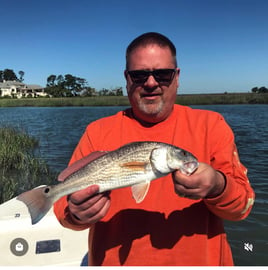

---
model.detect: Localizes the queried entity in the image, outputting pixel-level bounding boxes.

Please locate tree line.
[46,73,123,97]
[46,74,92,97]
[0,69,25,82]
[251,86,268,93]
[0,68,123,97]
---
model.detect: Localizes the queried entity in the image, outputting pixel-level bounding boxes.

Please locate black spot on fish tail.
[17,186,55,225]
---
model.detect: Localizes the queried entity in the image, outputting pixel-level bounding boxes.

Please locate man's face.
[125,44,180,124]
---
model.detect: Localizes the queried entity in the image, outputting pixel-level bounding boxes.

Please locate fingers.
[172,162,220,199]
[173,170,200,189]
[68,185,99,205]
[70,194,111,224]
[68,185,111,225]
[173,177,202,200]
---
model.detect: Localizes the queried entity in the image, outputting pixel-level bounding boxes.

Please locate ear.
[175,68,180,89]
[124,70,131,94]
[124,70,128,80]
[176,68,180,77]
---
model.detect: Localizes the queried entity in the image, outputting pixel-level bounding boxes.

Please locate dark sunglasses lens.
[128,71,148,83]
[154,69,175,82]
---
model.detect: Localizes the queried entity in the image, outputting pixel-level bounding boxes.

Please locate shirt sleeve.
[203,114,255,221]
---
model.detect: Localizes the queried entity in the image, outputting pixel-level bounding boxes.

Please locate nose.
[144,74,158,88]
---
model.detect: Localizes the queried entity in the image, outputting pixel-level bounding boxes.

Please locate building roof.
[0,81,44,89]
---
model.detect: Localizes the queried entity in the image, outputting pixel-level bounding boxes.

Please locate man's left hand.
[172,162,226,199]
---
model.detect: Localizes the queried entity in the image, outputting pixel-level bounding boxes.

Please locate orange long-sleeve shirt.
[54,104,255,266]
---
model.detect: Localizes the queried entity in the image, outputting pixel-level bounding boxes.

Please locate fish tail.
[17,185,54,225]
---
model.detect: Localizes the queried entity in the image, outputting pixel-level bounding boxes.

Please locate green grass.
[176,92,268,105]
[0,126,57,203]
[0,93,268,107]
[0,96,130,107]
[0,93,267,107]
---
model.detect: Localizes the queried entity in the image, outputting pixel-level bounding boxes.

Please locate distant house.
[0,80,47,98]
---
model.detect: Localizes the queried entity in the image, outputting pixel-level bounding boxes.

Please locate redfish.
[17,141,198,225]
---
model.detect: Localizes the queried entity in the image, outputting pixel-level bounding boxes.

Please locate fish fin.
[17,186,54,225]
[121,162,147,171]
[131,182,150,203]
[58,151,108,181]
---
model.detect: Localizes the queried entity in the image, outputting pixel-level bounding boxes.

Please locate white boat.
[0,191,89,266]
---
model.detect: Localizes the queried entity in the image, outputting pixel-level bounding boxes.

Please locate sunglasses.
[127,68,177,84]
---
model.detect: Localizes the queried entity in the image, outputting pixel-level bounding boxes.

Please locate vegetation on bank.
[176,92,268,105]
[1,68,123,98]
[0,96,130,107]
[0,92,267,107]
[0,126,57,204]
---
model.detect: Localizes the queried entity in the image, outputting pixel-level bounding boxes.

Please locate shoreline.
[0,92,267,107]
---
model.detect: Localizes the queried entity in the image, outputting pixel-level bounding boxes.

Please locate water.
[0,104,267,266]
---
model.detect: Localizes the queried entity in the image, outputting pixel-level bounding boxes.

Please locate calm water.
[0,104,267,266]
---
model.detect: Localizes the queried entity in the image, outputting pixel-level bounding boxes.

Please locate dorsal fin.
[58,151,108,181]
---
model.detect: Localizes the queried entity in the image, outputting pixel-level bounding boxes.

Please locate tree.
[251,86,268,93]
[99,88,110,96]
[3,69,18,81]
[45,73,122,98]
[251,87,258,93]
[63,74,87,93]
[258,86,268,93]
[0,70,3,82]
[46,75,57,87]
[64,74,76,90]
[115,87,123,96]
[76,77,87,91]
[81,86,97,96]
[98,87,123,96]
[46,74,83,97]
[56,75,64,88]
[18,71,25,82]
[46,74,66,97]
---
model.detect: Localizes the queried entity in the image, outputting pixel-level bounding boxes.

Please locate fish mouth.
[181,161,199,175]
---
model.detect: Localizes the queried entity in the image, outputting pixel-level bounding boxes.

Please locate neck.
[130,108,173,127]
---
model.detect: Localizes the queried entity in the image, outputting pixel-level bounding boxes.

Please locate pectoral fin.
[131,182,150,203]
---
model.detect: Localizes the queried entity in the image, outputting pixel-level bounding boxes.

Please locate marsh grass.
[0,126,57,203]
[0,93,267,107]
[176,93,268,105]
[0,96,131,107]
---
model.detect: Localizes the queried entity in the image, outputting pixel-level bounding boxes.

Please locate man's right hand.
[67,184,111,225]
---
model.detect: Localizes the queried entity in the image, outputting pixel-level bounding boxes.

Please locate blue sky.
[1,0,267,94]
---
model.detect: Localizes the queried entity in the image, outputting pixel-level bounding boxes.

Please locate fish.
[17,141,198,225]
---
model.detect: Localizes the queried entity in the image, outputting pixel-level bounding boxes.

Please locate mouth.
[140,93,162,100]
[181,161,199,175]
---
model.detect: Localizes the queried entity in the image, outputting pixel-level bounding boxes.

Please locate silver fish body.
[17,141,198,224]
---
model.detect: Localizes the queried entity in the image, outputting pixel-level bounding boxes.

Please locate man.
[54,32,255,266]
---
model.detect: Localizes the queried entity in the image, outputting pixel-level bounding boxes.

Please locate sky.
[1,0,268,94]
